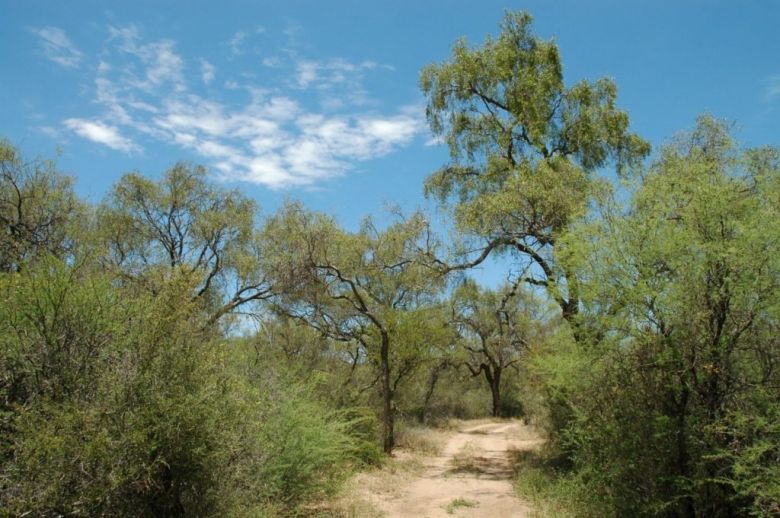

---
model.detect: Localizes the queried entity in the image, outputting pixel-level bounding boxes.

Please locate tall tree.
[261,202,443,452]
[420,11,649,328]
[98,163,271,325]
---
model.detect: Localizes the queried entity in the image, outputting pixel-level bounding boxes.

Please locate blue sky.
[3,1,780,254]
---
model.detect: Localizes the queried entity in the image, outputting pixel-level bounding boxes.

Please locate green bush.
[255,381,380,510]
[521,119,780,517]
[0,261,373,516]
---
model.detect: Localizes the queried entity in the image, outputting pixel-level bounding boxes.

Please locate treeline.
[0,139,529,515]
[1,11,779,517]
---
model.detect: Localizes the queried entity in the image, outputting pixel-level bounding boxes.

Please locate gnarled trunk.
[484,366,502,417]
[380,331,394,453]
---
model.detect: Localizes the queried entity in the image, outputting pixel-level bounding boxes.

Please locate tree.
[0,144,370,516]
[420,11,649,329]
[97,163,271,326]
[0,140,81,273]
[450,279,543,417]
[554,117,780,516]
[261,202,443,452]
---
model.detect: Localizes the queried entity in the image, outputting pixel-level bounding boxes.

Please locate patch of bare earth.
[336,420,543,518]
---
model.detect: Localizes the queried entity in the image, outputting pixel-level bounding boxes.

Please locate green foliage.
[97,163,271,325]
[3,13,780,518]
[449,279,550,417]
[419,374,493,421]
[445,497,479,514]
[420,10,649,326]
[520,325,586,459]
[512,449,601,518]
[256,381,380,508]
[421,10,647,182]
[717,407,780,517]
[0,259,374,516]
[261,201,446,452]
[2,262,239,515]
[528,117,780,516]
[0,139,82,273]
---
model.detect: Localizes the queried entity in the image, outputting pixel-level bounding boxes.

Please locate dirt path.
[377,420,543,517]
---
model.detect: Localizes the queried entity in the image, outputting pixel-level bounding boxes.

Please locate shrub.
[0,261,374,516]
[254,380,380,510]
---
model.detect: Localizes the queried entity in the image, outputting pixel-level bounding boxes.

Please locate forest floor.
[332,419,544,517]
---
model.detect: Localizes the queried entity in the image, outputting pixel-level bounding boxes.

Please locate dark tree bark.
[467,362,503,418]
[486,366,502,418]
[380,330,394,453]
[420,360,450,423]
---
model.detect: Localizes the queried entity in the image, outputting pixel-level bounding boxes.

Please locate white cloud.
[142,92,421,188]
[293,58,392,108]
[296,60,320,88]
[32,26,83,68]
[295,58,378,88]
[108,25,184,92]
[228,31,246,55]
[56,25,423,188]
[764,75,780,102]
[64,118,139,153]
[201,59,216,84]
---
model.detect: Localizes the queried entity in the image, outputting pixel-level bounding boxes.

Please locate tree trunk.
[380,331,394,453]
[420,360,448,423]
[483,366,502,417]
[675,385,696,518]
[489,368,502,417]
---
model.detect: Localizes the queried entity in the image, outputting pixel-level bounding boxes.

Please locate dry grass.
[324,450,426,517]
[325,493,385,518]
[325,424,455,516]
[507,423,546,442]
[435,417,501,432]
[449,442,488,474]
[395,425,452,456]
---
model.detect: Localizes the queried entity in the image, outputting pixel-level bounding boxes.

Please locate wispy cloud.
[108,25,185,92]
[763,75,780,102]
[37,125,64,140]
[31,26,83,68]
[295,58,385,89]
[64,118,139,153]
[57,24,423,188]
[201,59,215,84]
[228,31,246,55]
[294,58,393,109]
[146,92,422,188]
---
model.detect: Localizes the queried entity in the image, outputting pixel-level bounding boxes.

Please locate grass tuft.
[445,497,480,514]
[511,448,599,517]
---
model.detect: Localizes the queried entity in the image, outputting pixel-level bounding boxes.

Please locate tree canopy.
[261,201,444,452]
[421,11,649,324]
[98,163,272,325]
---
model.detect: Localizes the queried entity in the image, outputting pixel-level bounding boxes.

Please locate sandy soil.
[375,420,543,518]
